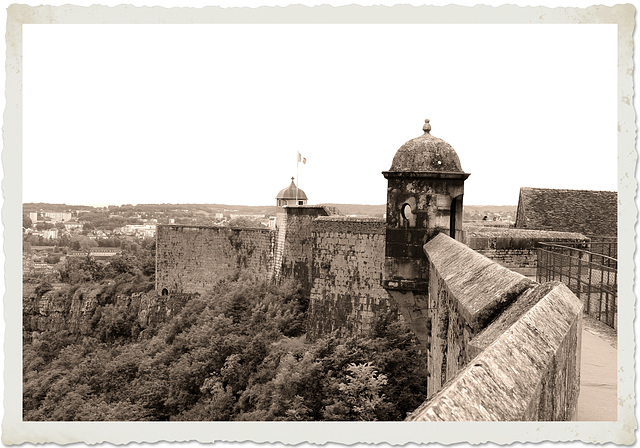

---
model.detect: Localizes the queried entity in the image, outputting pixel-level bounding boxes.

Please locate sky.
[22,22,618,207]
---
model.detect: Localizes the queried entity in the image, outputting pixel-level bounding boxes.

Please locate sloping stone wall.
[407,233,582,421]
[408,281,582,421]
[424,233,535,397]
[307,217,393,340]
[155,225,275,295]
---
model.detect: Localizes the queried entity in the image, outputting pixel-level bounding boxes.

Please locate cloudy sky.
[22,22,617,207]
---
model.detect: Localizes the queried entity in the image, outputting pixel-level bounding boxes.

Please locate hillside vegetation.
[24,270,427,421]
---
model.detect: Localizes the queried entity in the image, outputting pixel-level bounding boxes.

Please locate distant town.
[22,201,516,277]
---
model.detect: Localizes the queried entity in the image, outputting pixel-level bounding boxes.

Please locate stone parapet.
[425,233,535,330]
[407,281,582,421]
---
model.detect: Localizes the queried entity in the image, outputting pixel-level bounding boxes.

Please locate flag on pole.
[297,152,306,164]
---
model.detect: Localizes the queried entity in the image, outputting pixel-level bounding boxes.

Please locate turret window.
[401,203,417,227]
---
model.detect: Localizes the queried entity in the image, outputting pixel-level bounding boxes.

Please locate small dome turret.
[276,177,308,206]
[389,119,463,173]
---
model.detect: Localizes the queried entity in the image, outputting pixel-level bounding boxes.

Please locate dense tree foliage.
[23,214,33,229]
[24,275,426,421]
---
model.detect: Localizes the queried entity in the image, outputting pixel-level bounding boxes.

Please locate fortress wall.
[155,225,275,295]
[276,206,331,296]
[407,281,582,421]
[424,233,535,397]
[307,217,393,340]
[464,227,588,279]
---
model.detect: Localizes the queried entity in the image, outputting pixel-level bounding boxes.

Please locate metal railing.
[537,241,617,329]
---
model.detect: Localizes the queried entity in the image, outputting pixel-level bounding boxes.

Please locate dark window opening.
[401,203,416,227]
[450,195,462,239]
[161,288,169,296]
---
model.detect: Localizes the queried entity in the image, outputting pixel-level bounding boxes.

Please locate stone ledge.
[407,282,582,421]
[468,282,557,359]
[424,233,535,329]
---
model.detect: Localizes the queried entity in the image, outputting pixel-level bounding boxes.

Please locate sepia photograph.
[3,1,636,445]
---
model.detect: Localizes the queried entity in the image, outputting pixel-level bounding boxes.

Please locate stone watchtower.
[382,119,470,290]
[381,119,469,347]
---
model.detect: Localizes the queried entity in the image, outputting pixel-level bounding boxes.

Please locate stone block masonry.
[155,225,275,295]
[307,217,393,340]
[276,206,330,296]
[407,281,582,421]
[423,233,535,397]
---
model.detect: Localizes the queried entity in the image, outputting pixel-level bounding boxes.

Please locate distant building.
[69,247,121,258]
[515,187,617,237]
[120,224,156,239]
[42,228,59,239]
[44,212,72,222]
[64,222,83,231]
[276,177,308,207]
[29,212,38,223]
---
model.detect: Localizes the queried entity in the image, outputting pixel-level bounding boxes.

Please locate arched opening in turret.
[161,288,169,296]
[401,203,416,227]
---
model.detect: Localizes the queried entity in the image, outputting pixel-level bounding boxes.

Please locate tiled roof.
[515,187,617,237]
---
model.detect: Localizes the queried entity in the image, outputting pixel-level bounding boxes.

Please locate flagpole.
[296,153,299,205]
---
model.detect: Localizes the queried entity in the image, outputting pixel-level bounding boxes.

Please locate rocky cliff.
[23,282,193,342]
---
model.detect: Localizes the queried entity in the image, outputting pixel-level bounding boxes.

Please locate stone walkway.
[575,316,617,421]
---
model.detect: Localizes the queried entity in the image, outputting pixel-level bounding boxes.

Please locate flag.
[297,152,306,164]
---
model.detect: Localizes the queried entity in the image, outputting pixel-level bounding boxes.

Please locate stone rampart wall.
[464,227,588,279]
[408,233,582,421]
[155,225,275,295]
[276,206,331,295]
[307,217,393,340]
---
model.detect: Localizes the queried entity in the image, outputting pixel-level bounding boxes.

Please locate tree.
[227,217,264,229]
[36,222,55,231]
[43,254,61,265]
[23,214,33,229]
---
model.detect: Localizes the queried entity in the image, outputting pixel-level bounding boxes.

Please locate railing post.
[576,249,582,302]
[598,261,605,322]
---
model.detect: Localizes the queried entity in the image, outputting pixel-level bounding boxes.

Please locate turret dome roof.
[276,177,308,201]
[389,119,464,173]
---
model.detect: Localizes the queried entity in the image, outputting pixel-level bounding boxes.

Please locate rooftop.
[276,177,308,201]
[388,119,465,173]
